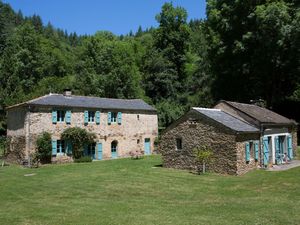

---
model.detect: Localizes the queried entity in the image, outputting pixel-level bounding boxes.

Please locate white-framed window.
[88,111,95,122]
[57,140,65,154]
[111,112,117,123]
[57,110,66,122]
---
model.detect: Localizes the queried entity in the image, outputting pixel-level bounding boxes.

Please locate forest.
[0,0,299,135]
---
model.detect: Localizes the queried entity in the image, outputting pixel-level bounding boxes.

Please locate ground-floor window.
[176,138,182,151]
[57,140,65,154]
[87,143,96,158]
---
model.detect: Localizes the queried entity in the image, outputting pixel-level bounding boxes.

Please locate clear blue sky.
[3,0,206,35]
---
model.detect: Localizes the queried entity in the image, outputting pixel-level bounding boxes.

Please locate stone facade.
[159,111,260,175]
[7,105,158,163]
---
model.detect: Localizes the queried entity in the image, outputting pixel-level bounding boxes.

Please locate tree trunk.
[203,161,206,174]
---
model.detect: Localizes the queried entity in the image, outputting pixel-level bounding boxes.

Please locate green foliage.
[0,0,299,131]
[193,146,214,174]
[74,156,93,163]
[35,132,52,164]
[61,127,96,159]
[207,0,300,107]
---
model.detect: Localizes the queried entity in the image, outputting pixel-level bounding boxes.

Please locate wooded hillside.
[0,0,299,134]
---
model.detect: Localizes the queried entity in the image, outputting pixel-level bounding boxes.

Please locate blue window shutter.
[117,112,122,125]
[97,143,102,160]
[52,140,57,155]
[287,135,293,159]
[96,111,100,125]
[254,141,259,160]
[263,137,269,166]
[275,136,280,163]
[66,110,71,124]
[84,111,89,124]
[245,142,250,162]
[108,112,112,125]
[52,110,57,124]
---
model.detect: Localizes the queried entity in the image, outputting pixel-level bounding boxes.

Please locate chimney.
[63,89,72,96]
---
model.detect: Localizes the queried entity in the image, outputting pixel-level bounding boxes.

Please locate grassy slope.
[0,155,300,225]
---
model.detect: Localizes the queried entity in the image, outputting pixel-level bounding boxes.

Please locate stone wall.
[160,111,261,175]
[5,136,26,163]
[236,134,261,175]
[291,129,298,157]
[160,111,239,175]
[27,106,158,160]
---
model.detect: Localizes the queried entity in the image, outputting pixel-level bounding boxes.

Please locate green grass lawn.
[0,155,300,225]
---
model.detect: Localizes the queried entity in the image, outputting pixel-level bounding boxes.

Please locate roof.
[219,101,295,125]
[6,94,156,112]
[193,107,259,133]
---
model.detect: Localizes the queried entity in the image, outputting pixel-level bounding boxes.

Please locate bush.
[74,156,93,163]
[129,150,144,159]
[61,127,96,159]
[36,132,52,164]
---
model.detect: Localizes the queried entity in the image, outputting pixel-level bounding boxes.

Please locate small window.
[111,141,117,153]
[88,111,95,122]
[176,138,182,150]
[57,140,65,154]
[137,115,140,120]
[111,112,117,123]
[57,110,66,122]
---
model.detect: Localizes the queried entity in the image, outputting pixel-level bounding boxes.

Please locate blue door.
[144,138,151,155]
[263,137,269,166]
[97,143,102,160]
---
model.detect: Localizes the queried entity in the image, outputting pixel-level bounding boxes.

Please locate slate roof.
[7,94,156,112]
[220,101,295,125]
[193,107,259,133]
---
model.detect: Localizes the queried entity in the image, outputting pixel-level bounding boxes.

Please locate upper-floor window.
[52,110,71,124]
[57,110,66,122]
[111,112,117,123]
[176,138,182,150]
[84,110,100,125]
[88,111,95,122]
[108,112,122,125]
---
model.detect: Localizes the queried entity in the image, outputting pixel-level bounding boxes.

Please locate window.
[176,138,182,150]
[137,115,140,120]
[111,112,117,123]
[57,140,65,154]
[57,110,66,122]
[111,141,117,153]
[88,111,95,122]
[87,143,96,156]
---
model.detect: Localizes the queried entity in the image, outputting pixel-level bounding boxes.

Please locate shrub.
[36,132,52,164]
[61,127,96,159]
[74,156,92,163]
[193,146,214,174]
[129,150,144,159]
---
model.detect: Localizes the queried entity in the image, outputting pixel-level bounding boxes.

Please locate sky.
[3,0,206,35]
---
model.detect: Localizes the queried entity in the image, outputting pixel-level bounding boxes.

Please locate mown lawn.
[0,155,300,225]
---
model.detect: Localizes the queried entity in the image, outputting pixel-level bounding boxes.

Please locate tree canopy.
[0,1,299,134]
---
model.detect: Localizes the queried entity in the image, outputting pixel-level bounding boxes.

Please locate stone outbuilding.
[160,102,297,175]
[215,101,297,167]
[6,91,158,163]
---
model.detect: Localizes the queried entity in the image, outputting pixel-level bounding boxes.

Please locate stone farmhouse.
[160,101,297,175]
[6,91,158,163]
